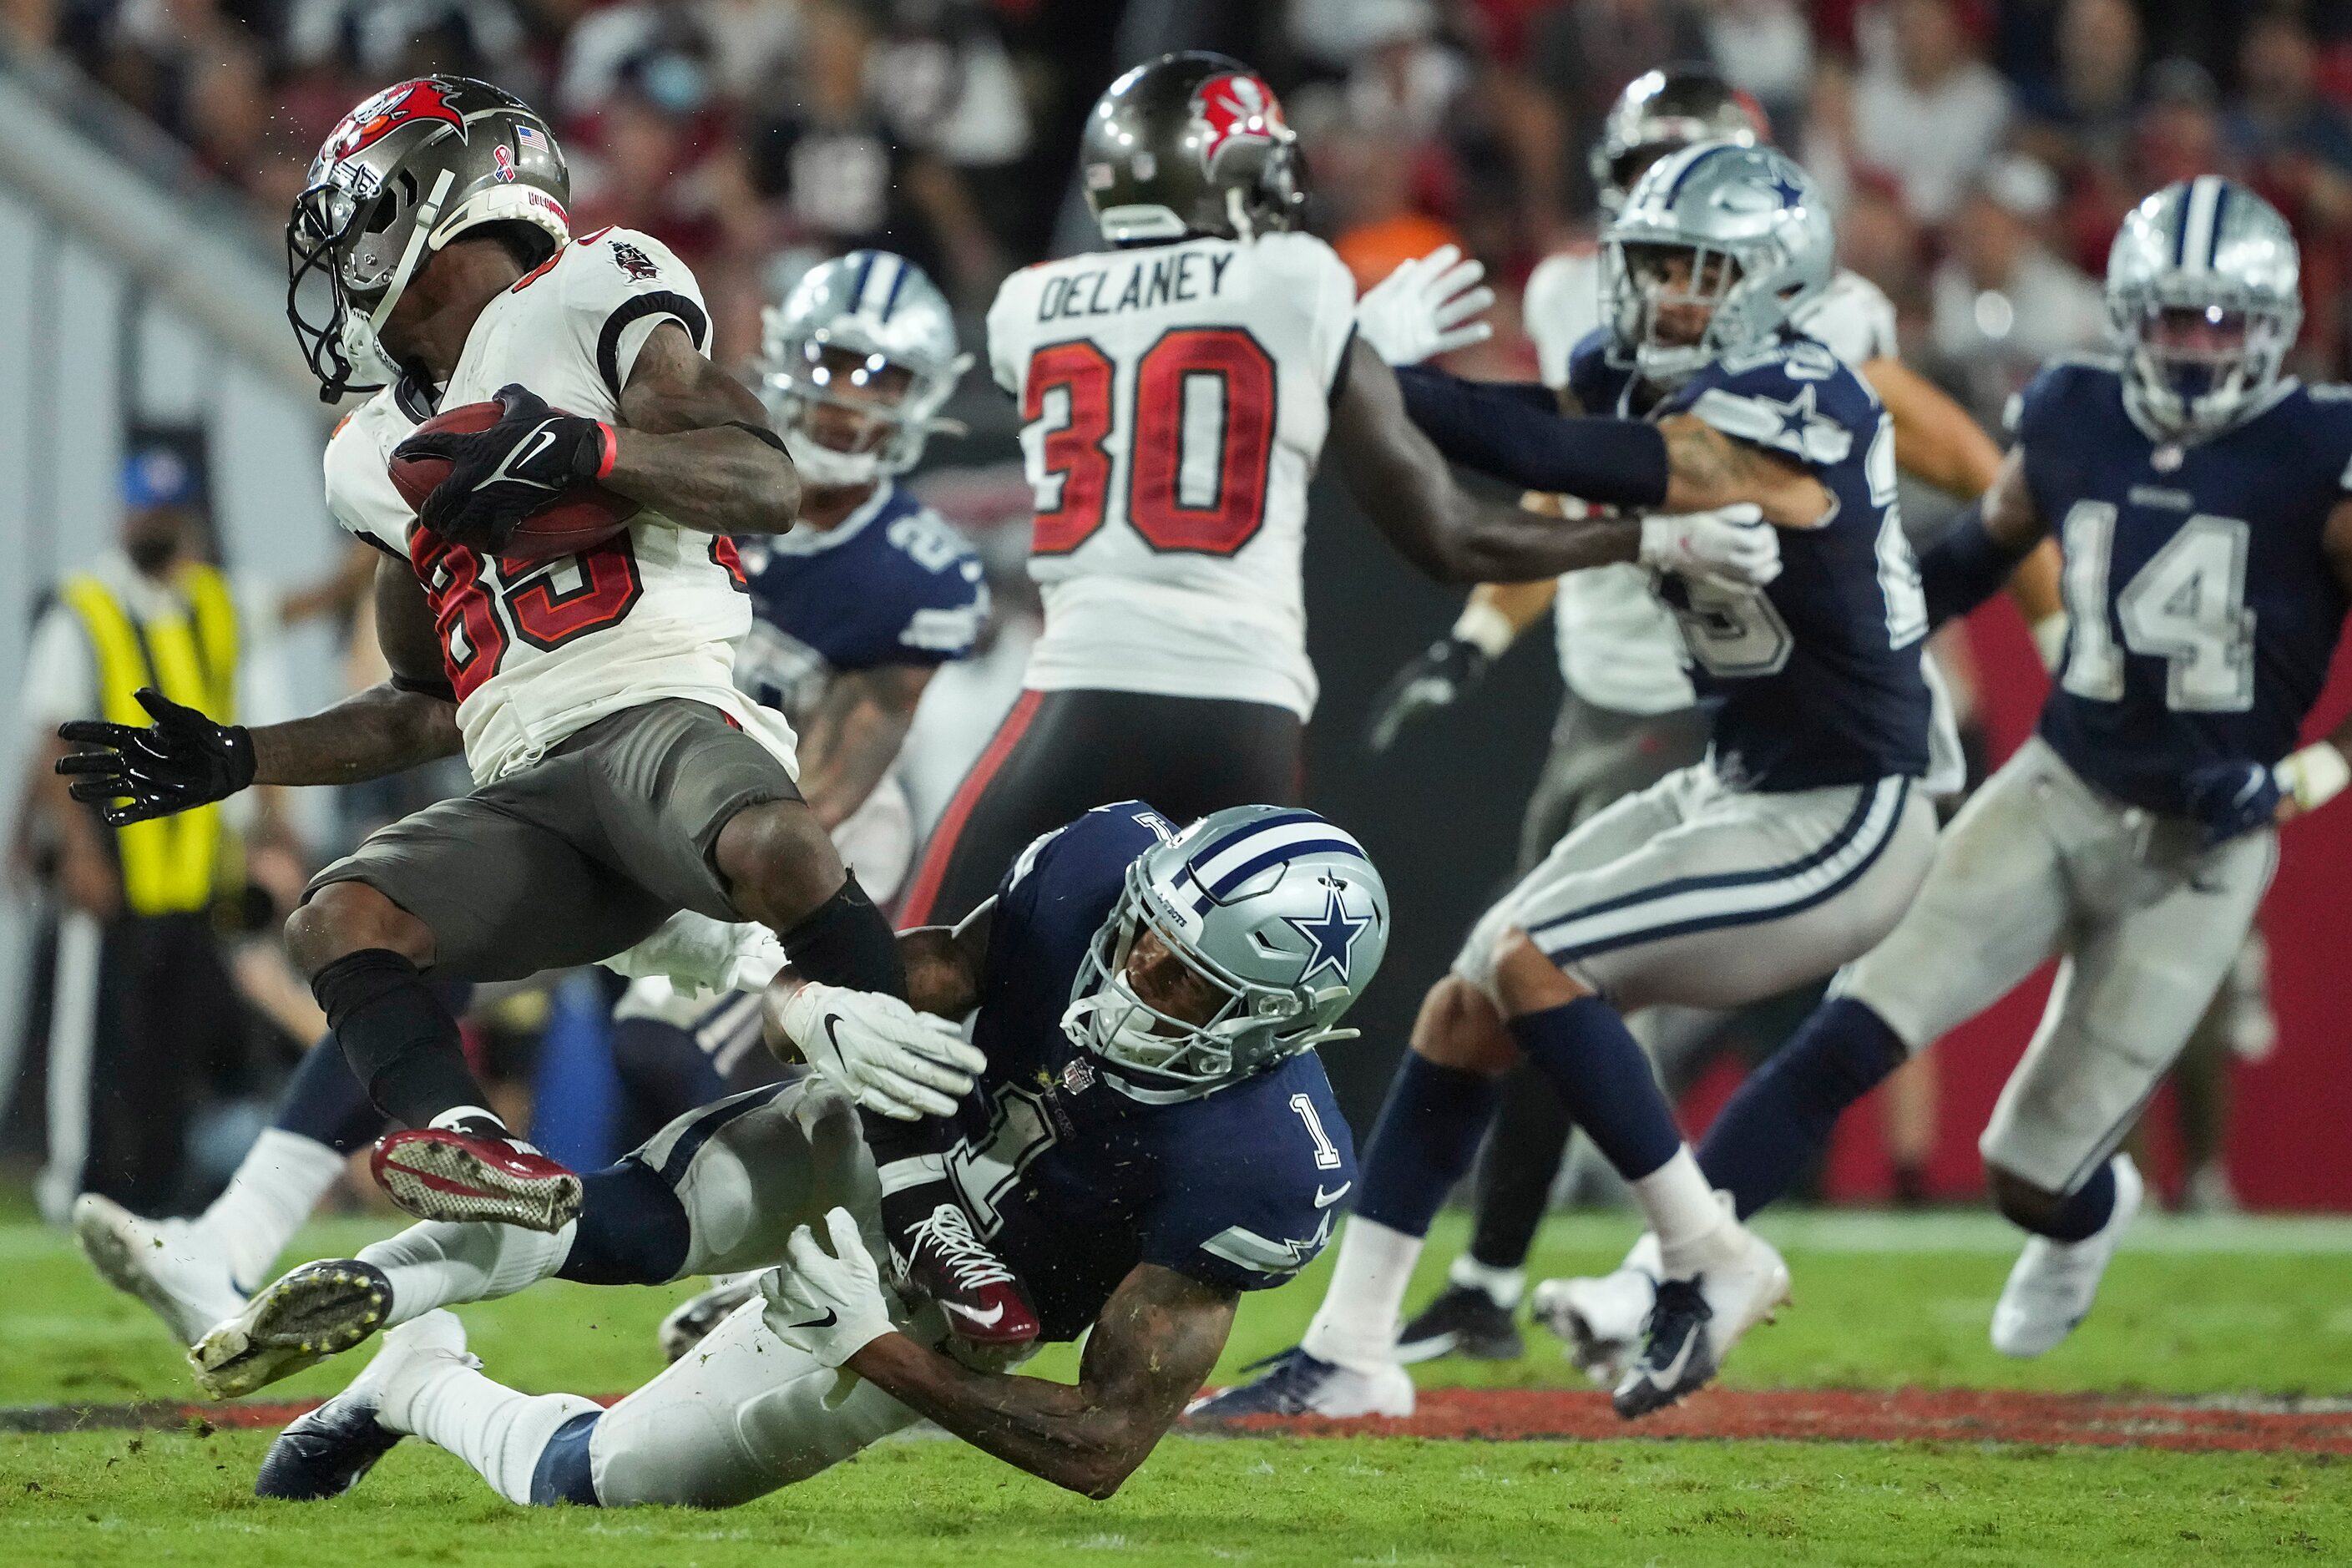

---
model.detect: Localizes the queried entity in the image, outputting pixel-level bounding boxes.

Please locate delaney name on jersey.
[1035,251,1239,321]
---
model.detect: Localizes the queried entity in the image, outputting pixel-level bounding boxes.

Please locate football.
[387,399,639,563]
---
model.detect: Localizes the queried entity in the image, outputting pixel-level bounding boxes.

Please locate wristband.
[1451,600,1517,660]
[2276,742,2351,813]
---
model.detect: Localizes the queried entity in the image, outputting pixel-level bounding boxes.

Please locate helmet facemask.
[1060,858,1344,1101]
[287,161,457,402]
[2114,284,2298,442]
[1606,239,1746,389]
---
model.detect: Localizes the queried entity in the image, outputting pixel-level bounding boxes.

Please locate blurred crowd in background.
[7,0,2346,1219]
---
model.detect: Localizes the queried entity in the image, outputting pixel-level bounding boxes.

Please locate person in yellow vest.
[16,445,296,1223]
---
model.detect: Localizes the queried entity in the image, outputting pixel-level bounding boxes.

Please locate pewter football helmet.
[757,250,972,488]
[1063,807,1389,1100]
[1603,142,1834,390]
[2106,176,2302,441]
[1080,52,1306,244]
[1591,67,1769,216]
[288,77,570,402]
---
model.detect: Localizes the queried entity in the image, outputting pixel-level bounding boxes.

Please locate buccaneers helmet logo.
[322,79,467,168]
[1191,73,1287,175]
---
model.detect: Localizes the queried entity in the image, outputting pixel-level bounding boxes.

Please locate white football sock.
[1302,1217,1423,1373]
[1633,1146,1733,1277]
[359,1219,576,1326]
[194,1129,348,1293]
[379,1352,599,1506]
[1447,1252,1525,1309]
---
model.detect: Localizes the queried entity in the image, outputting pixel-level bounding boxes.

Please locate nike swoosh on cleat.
[1313,1182,1352,1209]
[786,1308,838,1331]
[1633,1331,1699,1394]
[943,1300,1006,1328]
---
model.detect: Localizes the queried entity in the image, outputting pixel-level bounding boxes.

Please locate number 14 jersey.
[987,232,1359,721]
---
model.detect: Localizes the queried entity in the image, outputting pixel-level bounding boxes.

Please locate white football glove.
[599,911,785,994]
[1354,244,1496,367]
[1638,503,1782,589]
[776,982,985,1121]
[760,1208,896,1368]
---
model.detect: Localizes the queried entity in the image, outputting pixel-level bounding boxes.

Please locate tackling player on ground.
[213,805,1384,1510]
[1197,143,1950,1424]
[1547,177,2352,1370]
[53,78,1006,1338]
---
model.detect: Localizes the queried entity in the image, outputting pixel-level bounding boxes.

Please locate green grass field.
[6,1207,2352,1565]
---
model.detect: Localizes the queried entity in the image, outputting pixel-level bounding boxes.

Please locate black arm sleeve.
[1393,367,1670,509]
[1919,499,2032,628]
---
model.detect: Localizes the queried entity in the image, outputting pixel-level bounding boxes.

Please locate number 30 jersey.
[987,232,1360,720]
[323,227,792,785]
[2016,358,2352,815]
[948,802,1356,1342]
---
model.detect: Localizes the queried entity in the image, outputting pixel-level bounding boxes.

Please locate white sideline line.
[1747,1209,2352,1256]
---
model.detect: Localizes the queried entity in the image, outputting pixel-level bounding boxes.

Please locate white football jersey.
[987,231,1359,719]
[1520,255,1900,716]
[324,228,794,784]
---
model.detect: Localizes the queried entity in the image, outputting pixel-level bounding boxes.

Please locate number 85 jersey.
[2019,357,2352,816]
[323,229,792,785]
[987,231,1359,721]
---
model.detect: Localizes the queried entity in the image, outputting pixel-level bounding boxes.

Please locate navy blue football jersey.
[948,802,1357,1342]
[2016,359,2352,814]
[733,481,988,721]
[1567,331,1933,789]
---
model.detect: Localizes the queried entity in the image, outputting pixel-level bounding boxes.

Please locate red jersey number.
[412,529,645,698]
[1023,326,1277,559]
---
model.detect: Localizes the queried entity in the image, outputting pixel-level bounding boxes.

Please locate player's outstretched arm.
[1364,574,1560,752]
[56,559,460,821]
[1329,341,1644,582]
[791,665,935,830]
[767,1216,1237,1500]
[1914,445,2049,630]
[606,321,802,536]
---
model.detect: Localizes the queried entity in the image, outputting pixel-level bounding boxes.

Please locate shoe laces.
[908,1204,1017,1291]
[1639,1277,1712,1360]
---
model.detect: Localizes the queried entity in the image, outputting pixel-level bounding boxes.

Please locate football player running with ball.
[1196,144,1950,1424]
[1551,177,2352,1369]
[52,78,1003,1339]
[221,805,1385,1511]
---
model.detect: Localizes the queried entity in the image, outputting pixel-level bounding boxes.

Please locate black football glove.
[392,382,614,553]
[55,687,255,827]
[1364,635,1491,753]
[2181,759,2282,847]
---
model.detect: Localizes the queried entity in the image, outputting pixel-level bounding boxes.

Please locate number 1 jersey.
[987,232,1359,720]
[324,228,792,785]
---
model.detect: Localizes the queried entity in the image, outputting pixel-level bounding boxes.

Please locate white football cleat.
[191,1257,393,1399]
[1990,1155,2143,1359]
[1612,1222,1789,1419]
[1529,1231,1661,1387]
[657,1273,762,1362]
[73,1194,246,1348]
[1182,1348,1415,1423]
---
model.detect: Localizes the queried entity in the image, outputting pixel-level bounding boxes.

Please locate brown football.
[387,400,639,563]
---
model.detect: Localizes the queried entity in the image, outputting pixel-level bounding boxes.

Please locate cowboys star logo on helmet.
[1192,73,1285,175]
[1286,883,1371,986]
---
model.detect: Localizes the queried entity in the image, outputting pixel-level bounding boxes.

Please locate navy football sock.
[1354,1054,1502,1237]
[311,949,487,1131]
[1508,997,1679,1181]
[2028,1161,2117,1243]
[1697,997,1909,1219]
[555,1160,692,1285]
[271,1030,390,1156]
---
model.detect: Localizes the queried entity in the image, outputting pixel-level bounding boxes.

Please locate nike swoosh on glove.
[2181,760,2280,847]
[778,982,987,1120]
[392,382,615,554]
[55,687,255,826]
[760,1208,898,1368]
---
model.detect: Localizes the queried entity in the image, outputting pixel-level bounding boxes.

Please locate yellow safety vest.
[58,564,240,915]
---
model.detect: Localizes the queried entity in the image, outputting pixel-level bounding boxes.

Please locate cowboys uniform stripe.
[2206,180,2231,269]
[849,250,879,314]
[1198,1213,1333,1275]
[2180,176,2223,273]
[1663,142,1736,203]
[1201,838,1363,903]
[1528,778,1909,963]
[878,252,908,321]
[1184,812,1324,880]
[1190,822,1348,893]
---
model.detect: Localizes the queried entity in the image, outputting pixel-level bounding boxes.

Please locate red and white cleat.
[369,1129,583,1232]
[894,1202,1041,1347]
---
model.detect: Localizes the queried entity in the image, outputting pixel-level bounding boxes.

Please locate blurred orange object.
[1335,214,1466,294]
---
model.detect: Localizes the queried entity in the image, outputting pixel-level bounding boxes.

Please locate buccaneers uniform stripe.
[898,690,1045,925]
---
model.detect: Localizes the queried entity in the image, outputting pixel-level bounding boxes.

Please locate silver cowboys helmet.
[289,76,570,402]
[2106,176,2302,442]
[1604,141,1834,390]
[1591,66,1769,216]
[757,250,972,488]
[1063,806,1390,1100]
